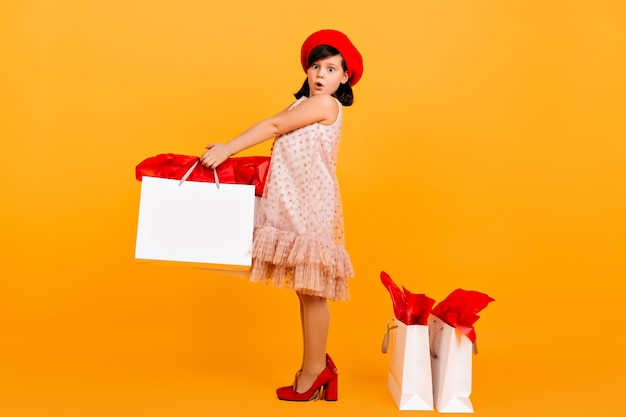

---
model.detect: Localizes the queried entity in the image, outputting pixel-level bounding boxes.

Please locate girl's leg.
[276,293,306,392]
[295,293,330,393]
[297,292,306,370]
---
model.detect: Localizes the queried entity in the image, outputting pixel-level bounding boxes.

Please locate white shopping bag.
[135,176,257,276]
[429,314,475,413]
[382,319,434,410]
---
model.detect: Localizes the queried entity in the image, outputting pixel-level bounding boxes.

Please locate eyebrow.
[314,61,339,68]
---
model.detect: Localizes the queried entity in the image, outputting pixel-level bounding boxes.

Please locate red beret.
[300,29,363,86]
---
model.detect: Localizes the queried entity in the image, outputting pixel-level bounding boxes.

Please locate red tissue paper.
[135,154,271,197]
[381,271,436,326]
[431,289,494,343]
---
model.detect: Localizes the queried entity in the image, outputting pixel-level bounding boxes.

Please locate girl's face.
[306,54,349,97]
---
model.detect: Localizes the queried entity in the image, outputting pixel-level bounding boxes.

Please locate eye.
[328,67,335,72]
[312,64,320,69]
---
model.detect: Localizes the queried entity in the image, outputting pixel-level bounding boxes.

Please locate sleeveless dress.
[249,96,354,301]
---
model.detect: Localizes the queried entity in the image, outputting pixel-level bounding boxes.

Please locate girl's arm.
[200,94,339,168]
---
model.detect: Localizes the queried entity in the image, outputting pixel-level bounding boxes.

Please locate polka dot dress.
[249,97,354,301]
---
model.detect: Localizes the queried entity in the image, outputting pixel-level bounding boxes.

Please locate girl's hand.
[201,143,231,169]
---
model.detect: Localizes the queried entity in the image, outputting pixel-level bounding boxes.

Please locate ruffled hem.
[249,225,354,301]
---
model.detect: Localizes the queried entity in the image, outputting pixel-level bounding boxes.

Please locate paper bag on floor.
[429,289,494,413]
[428,315,474,413]
[383,319,434,410]
[380,271,435,410]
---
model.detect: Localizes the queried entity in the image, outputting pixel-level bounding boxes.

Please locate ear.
[341,71,349,85]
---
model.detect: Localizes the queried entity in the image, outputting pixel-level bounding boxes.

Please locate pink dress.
[249,97,354,301]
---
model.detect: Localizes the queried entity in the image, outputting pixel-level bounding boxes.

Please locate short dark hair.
[294,45,354,106]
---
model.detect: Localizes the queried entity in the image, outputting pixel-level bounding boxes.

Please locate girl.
[200,29,363,402]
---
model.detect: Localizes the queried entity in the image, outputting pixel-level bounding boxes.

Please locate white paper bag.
[429,314,474,413]
[135,176,257,275]
[382,319,434,410]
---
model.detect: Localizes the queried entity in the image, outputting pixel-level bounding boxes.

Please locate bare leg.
[284,293,306,389]
[295,293,330,393]
[297,292,306,370]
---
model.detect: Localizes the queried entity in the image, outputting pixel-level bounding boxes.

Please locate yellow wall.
[1,1,625,416]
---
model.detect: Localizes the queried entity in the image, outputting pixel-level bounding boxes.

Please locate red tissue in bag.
[431,289,494,343]
[381,271,435,326]
[135,154,271,197]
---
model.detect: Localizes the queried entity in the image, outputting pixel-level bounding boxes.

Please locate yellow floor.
[1,354,622,417]
[1,293,623,417]
[2,265,625,417]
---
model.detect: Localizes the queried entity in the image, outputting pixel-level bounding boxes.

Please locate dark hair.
[294,45,354,106]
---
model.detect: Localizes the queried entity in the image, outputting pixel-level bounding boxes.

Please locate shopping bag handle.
[429,318,478,358]
[381,320,398,354]
[178,158,220,189]
[429,321,443,359]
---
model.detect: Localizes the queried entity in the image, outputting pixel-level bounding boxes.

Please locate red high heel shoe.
[276,370,301,398]
[276,355,338,402]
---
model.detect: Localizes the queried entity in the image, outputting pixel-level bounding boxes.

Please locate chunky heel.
[323,373,338,401]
